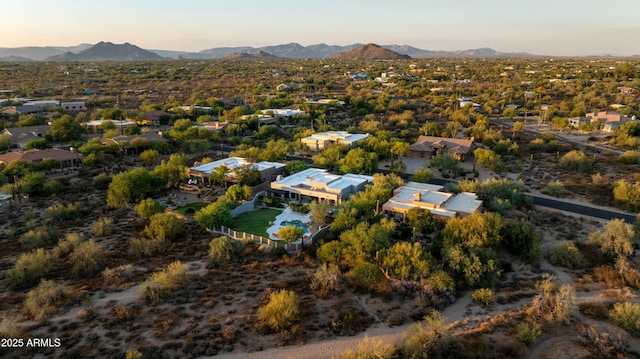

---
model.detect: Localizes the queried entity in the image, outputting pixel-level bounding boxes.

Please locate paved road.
[432,177,636,223]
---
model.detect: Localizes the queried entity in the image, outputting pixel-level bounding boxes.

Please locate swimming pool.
[279,220,309,234]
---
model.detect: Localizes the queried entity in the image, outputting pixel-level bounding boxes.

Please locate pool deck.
[266,206,311,241]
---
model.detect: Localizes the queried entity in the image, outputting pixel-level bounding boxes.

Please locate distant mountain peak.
[334,43,411,60]
[45,41,163,61]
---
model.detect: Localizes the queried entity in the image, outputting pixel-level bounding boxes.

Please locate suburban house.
[188,157,285,186]
[301,131,369,152]
[24,100,60,110]
[270,168,373,205]
[569,116,591,127]
[1,105,43,116]
[0,148,82,167]
[587,111,633,132]
[138,110,170,126]
[259,108,306,118]
[61,101,86,112]
[382,182,483,221]
[198,121,229,132]
[408,136,476,161]
[85,119,137,134]
[1,125,51,149]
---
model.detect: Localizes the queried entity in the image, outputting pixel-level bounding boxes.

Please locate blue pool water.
[280,220,309,234]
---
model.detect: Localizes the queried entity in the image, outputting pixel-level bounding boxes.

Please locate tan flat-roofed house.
[383,182,482,221]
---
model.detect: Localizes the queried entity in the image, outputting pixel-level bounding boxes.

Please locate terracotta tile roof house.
[409,136,476,161]
[0,148,82,166]
[1,125,51,149]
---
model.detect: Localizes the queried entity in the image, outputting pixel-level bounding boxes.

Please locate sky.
[3,0,640,56]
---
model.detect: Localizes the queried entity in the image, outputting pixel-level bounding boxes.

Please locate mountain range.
[0,41,536,62]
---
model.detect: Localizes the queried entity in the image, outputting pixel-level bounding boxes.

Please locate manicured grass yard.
[175,202,209,215]
[231,208,282,237]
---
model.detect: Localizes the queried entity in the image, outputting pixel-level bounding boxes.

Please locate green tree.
[409,168,434,183]
[380,242,432,281]
[512,121,525,138]
[613,180,640,212]
[208,236,243,262]
[226,184,249,203]
[444,245,501,288]
[587,219,636,260]
[309,200,332,226]
[257,289,300,332]
[430,154,458,174]
[559,150,593,172]
[134,198,165,219]
[0,133,14,151]
[312,145,342,171]
[500,218,542,263]
[140,149,160,166]
[194,198,233,229]
[49,114,84,142]
[285,160,310,175]
[339,147,378,174]
[144,213,184,241]
[107,168,165,207]
[441,211,503,248]
[209,165,229,187]
[38,158,60,173]
[473,148,503,172]
[278,225,304,244]
[25,139,50,149]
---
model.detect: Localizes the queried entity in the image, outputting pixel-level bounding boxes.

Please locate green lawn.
[231,208,282,237]
[174,202,209,215]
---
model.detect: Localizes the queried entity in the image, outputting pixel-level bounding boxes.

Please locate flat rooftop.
[272,168,372,192]
[190,157,284,175]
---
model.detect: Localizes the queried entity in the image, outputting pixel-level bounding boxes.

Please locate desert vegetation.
[0,56,639,358]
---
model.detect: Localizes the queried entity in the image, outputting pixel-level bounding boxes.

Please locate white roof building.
[260,109,306,117]
[188,157,285,184]
[270,168,373,204]
[301,131,369,152]
[383,182,483,220]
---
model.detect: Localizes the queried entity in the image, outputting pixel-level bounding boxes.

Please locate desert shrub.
[548,242,586,269]
[545,180,565,197]
[618,150,640,164]
[18,226,59,249]
[310,264,343,297]
[338,335,396,359]
[221,326,238,344]
[402,311,451,358]
[125,350,143,359]
[91,216,115,236]
[472,288,494,308]
[348,262,384,292]
[380,241,432,281]
[516,322,541,344]
[54,232,86,257]
[4,226,17,240]
[610,302,640,336]
[134,198,165,219]
[8,248,56,288]
[208,236,243,262]
[587,218,635,260]
[559,150,593,172]
[129,237,166,257]
[43,202,82,221]
[500,218,542,264]
[0,315,22,339]
[257,289,300,332]
[426,270,456,294]
[24,279,66,321]
[144,213,184,241]
[528,274,576,324]
[578,325,628,358]
[102,265,134,286]
[69,240,103,278]
[140,261,189,304]
[92,173,112,190]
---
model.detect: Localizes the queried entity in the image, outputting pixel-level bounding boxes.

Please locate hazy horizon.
[3,0,640,57]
